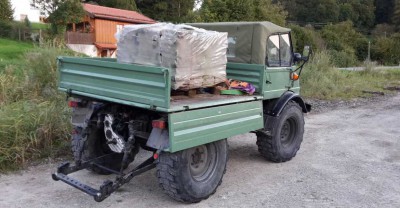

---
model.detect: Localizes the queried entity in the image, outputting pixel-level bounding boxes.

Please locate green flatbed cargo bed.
[58,56,296,112]
[57,57,275,112]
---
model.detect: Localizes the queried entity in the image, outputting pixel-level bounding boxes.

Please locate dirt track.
[1,94,399,208]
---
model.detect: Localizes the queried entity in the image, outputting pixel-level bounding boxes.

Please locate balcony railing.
[65,31,94,44]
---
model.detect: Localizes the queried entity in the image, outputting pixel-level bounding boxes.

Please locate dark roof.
[95,43,117,50]
[83,3,156,24]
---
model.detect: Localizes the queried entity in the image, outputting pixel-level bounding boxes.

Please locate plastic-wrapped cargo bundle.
[116,23,228,90]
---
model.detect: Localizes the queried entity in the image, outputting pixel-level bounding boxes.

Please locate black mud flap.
[52,154,156,202]
[270,91,311,116]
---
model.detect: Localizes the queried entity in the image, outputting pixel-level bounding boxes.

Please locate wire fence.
[338,66,400,71]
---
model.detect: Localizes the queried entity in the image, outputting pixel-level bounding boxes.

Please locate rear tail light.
[72,129,78,135]
[152,120,166,129]
[153,153,159,159]
[68,100,79,108]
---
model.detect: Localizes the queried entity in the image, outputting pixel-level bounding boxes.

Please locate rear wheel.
[157,139,228,203]
[256,101,304,162]
[71,126,138,175]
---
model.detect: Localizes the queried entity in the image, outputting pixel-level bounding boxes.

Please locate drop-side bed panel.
[58,57,171,109]
[168,101,264,152]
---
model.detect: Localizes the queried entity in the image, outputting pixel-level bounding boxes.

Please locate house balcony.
[65,31,94,45]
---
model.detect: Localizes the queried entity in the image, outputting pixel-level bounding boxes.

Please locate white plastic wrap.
[116,23,228,90]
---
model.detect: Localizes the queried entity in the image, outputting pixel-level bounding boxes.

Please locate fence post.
[19,28,21,41]
[367,41,371,62]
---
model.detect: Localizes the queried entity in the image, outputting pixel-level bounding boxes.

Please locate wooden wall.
[94,19,134,44]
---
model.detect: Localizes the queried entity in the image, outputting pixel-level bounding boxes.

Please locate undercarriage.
[52,152,157,202]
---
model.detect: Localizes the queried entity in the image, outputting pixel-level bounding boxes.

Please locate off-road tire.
[156,139,228,203]
[256,101,304,162]
[71,126,138,175]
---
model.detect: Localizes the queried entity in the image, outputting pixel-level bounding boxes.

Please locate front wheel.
[156,139,228,203]
[256,101,304,162]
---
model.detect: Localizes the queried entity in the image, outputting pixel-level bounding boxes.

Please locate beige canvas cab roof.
[189,22,291,65]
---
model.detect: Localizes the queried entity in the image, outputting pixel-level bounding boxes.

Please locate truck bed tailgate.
[58,57,171,109]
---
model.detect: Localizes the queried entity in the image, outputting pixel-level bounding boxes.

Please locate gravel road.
[1,94,399,208]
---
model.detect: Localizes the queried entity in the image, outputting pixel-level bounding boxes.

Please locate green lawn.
[0,38,34,60]
[31,22,49,30]
[0,38,34,73]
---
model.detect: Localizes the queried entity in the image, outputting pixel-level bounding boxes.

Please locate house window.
[116,25,124,33]
[20,14,27,21]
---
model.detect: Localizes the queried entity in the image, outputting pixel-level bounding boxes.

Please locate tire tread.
[256,101,304,163]
[156,141,227,203]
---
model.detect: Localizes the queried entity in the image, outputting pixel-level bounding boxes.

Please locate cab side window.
[266,33,293,67]
[266,35,280,67]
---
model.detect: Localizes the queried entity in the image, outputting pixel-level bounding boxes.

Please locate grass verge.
[0,46,80,172]
[300,51,400,100]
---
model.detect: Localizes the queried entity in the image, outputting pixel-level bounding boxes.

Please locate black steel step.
[52,173,99,197]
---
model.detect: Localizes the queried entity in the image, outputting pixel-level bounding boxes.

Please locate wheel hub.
[188,144,217,182]
[191,148,205,166]
[104,114,125,153]
[281,121,291,142]
[280,117,296,147]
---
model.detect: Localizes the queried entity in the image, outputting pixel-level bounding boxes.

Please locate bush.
[8,21,30,40]
[0,99,71,171]
[371,24,396,37]
[300,51,400,100]
[0,20,12,38]
[371,33,400,65]
[320,21,369,62]
[0,47,81,171]
[300,51,346,99]
[328,49,358,67]
[289,24,326,53]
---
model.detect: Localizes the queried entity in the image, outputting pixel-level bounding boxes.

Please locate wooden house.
[66,3,156,57]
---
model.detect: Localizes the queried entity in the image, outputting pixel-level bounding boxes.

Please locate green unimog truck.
[52,22,311,203]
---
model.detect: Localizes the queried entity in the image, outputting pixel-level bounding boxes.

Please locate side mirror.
[302,45,312,62]
[293,53,302,63]
[293,46,312,64]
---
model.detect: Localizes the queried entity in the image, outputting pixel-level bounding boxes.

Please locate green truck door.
[168,101,264,152]
[264,33,300,98]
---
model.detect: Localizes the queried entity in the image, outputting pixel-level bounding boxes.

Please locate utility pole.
[367,41,371,62]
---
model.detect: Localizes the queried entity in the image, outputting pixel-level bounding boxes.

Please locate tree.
[86,0,137,11]
[253,0,287,25]
[199,0,286,25]
[281,0,340,23]
[393,0,400,30]
[136,0,196,22]
[31,0,65,15]
[337,0,375,30]
[25,16,32,29]
[114,0,137,10]
[280,0,375,30]
[321,21,369,61]
[375,0,395,24]
[45,0,85,35]
[0,0,14,21]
